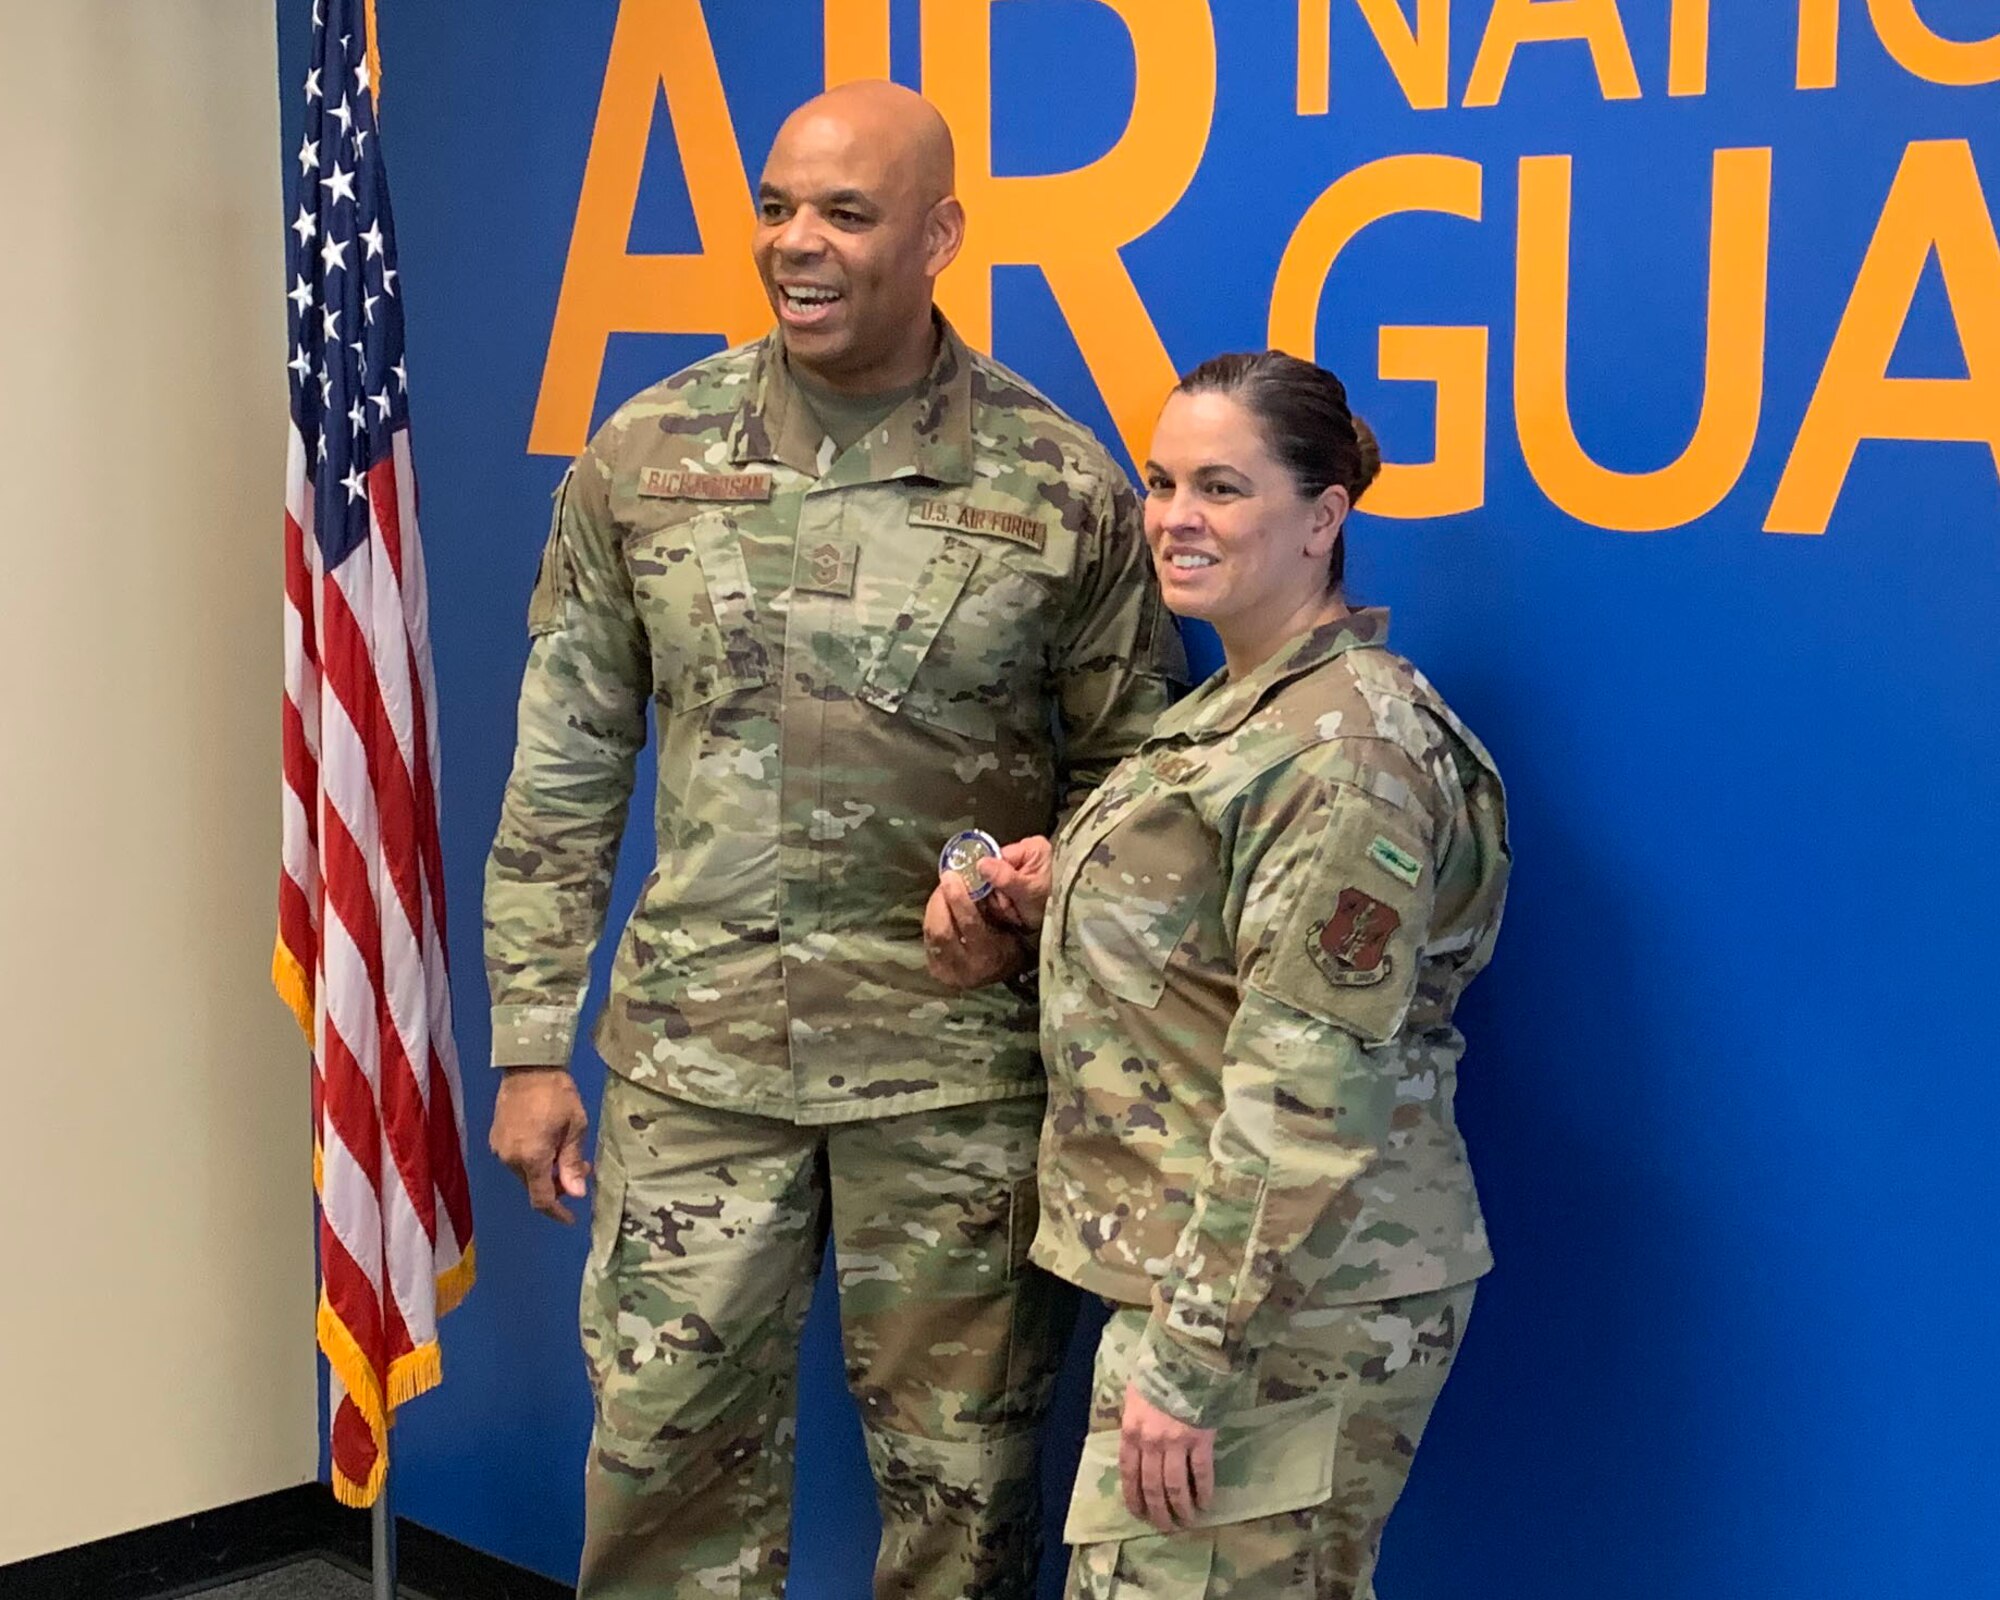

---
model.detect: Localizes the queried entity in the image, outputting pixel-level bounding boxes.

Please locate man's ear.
[926,195,966,276]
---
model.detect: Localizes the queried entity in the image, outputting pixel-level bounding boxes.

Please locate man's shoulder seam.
[967,351,1120,476]
[586,338,765,457]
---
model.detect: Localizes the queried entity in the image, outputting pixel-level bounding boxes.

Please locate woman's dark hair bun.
[1350,412,1382,498]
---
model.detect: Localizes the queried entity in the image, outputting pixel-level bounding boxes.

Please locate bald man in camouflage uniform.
[484,81,1184,1600]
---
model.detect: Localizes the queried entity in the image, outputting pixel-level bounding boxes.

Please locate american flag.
[274,0,474,1509]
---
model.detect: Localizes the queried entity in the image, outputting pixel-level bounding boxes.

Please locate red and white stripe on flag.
[276,418,475,1507]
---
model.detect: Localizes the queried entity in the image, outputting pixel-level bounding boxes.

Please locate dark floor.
[178,1560,425,1600]
[0,1489,565,1600]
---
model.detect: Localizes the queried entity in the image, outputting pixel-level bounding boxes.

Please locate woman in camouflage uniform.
[947,353,1512,1597]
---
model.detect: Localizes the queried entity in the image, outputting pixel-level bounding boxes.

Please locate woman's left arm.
[1130,749,1443,1429]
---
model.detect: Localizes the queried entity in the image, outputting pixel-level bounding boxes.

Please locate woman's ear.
[1305,483,1351,560]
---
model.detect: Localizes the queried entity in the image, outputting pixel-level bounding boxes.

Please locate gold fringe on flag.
[318,1292,390,1507]
[318,1257,472,1508]
[332,1457,383,1509]
[309,1076,475,1504]
[436,1244,477,1318]
[364,0,384,112]
[272,936,315,1044]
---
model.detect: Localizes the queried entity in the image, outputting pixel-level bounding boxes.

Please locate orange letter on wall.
[1269,155,1488,519]
[1300,0,1452,115]
[1767,140,2000,534]
[825,0,892,86]
[921,0,1215,466]
[1867,0,2000,85]
[1465,0,1643,106]
[1299,0,1332,113]
[528,1,769,458]
[1515,149,1771,532]
[1668,0,1711,95]
[1798,0,1840,88]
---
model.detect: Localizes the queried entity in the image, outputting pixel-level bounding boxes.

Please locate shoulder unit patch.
[1308,887,1401,987]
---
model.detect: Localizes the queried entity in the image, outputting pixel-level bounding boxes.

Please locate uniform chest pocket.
[627,509,771,715]
[855,534,1003,740]
[1059,800,1206,1010]
[1067,884,1200,1010]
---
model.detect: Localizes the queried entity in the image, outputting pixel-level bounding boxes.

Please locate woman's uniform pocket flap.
[1062,1396,1342,1547]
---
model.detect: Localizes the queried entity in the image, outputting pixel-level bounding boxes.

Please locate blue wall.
[279,4,2000,1594]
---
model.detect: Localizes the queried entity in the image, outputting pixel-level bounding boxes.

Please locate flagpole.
[371,1458,398,1600]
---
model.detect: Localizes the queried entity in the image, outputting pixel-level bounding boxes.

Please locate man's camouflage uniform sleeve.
[1051,472,1186,818]
[1130,740,1445,1425]
[483,449,651,1067]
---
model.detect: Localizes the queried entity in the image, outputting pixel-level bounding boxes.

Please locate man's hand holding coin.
[923,833,1055,989]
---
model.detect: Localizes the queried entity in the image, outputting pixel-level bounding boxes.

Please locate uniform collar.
[727,311,976,489]
[1148,607,1392,742]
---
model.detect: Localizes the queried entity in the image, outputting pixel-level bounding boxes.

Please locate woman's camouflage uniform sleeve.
[482,451,651,1068]
[1130,741,1445,1425]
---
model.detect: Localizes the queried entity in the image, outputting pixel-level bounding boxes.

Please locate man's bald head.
[753,84,966,394]
[778,81,956,205]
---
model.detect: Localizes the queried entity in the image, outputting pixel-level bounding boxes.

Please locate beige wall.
[0,2,318,1563]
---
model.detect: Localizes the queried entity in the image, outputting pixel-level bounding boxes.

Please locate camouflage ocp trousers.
[577,1073,1070,1600]
[1062,1285,1477,1600]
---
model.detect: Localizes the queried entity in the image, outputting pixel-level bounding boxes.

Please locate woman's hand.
[977,835,1053,932]
[1119,1382,1216,1532]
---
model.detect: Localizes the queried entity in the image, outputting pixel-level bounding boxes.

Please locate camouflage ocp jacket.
[485,319,1185,1125]
[1031,610,1510,1423]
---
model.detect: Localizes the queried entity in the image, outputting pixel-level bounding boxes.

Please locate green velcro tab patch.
[1367,834,1423,887]
[908,496,1048,552]
[637,467,773,501]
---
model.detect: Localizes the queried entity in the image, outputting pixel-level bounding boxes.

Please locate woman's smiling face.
[1141,389,1348,648]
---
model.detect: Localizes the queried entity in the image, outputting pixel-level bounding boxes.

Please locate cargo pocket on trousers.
[1070,1532,1217,1598]
[1062,1394,1344,1550]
